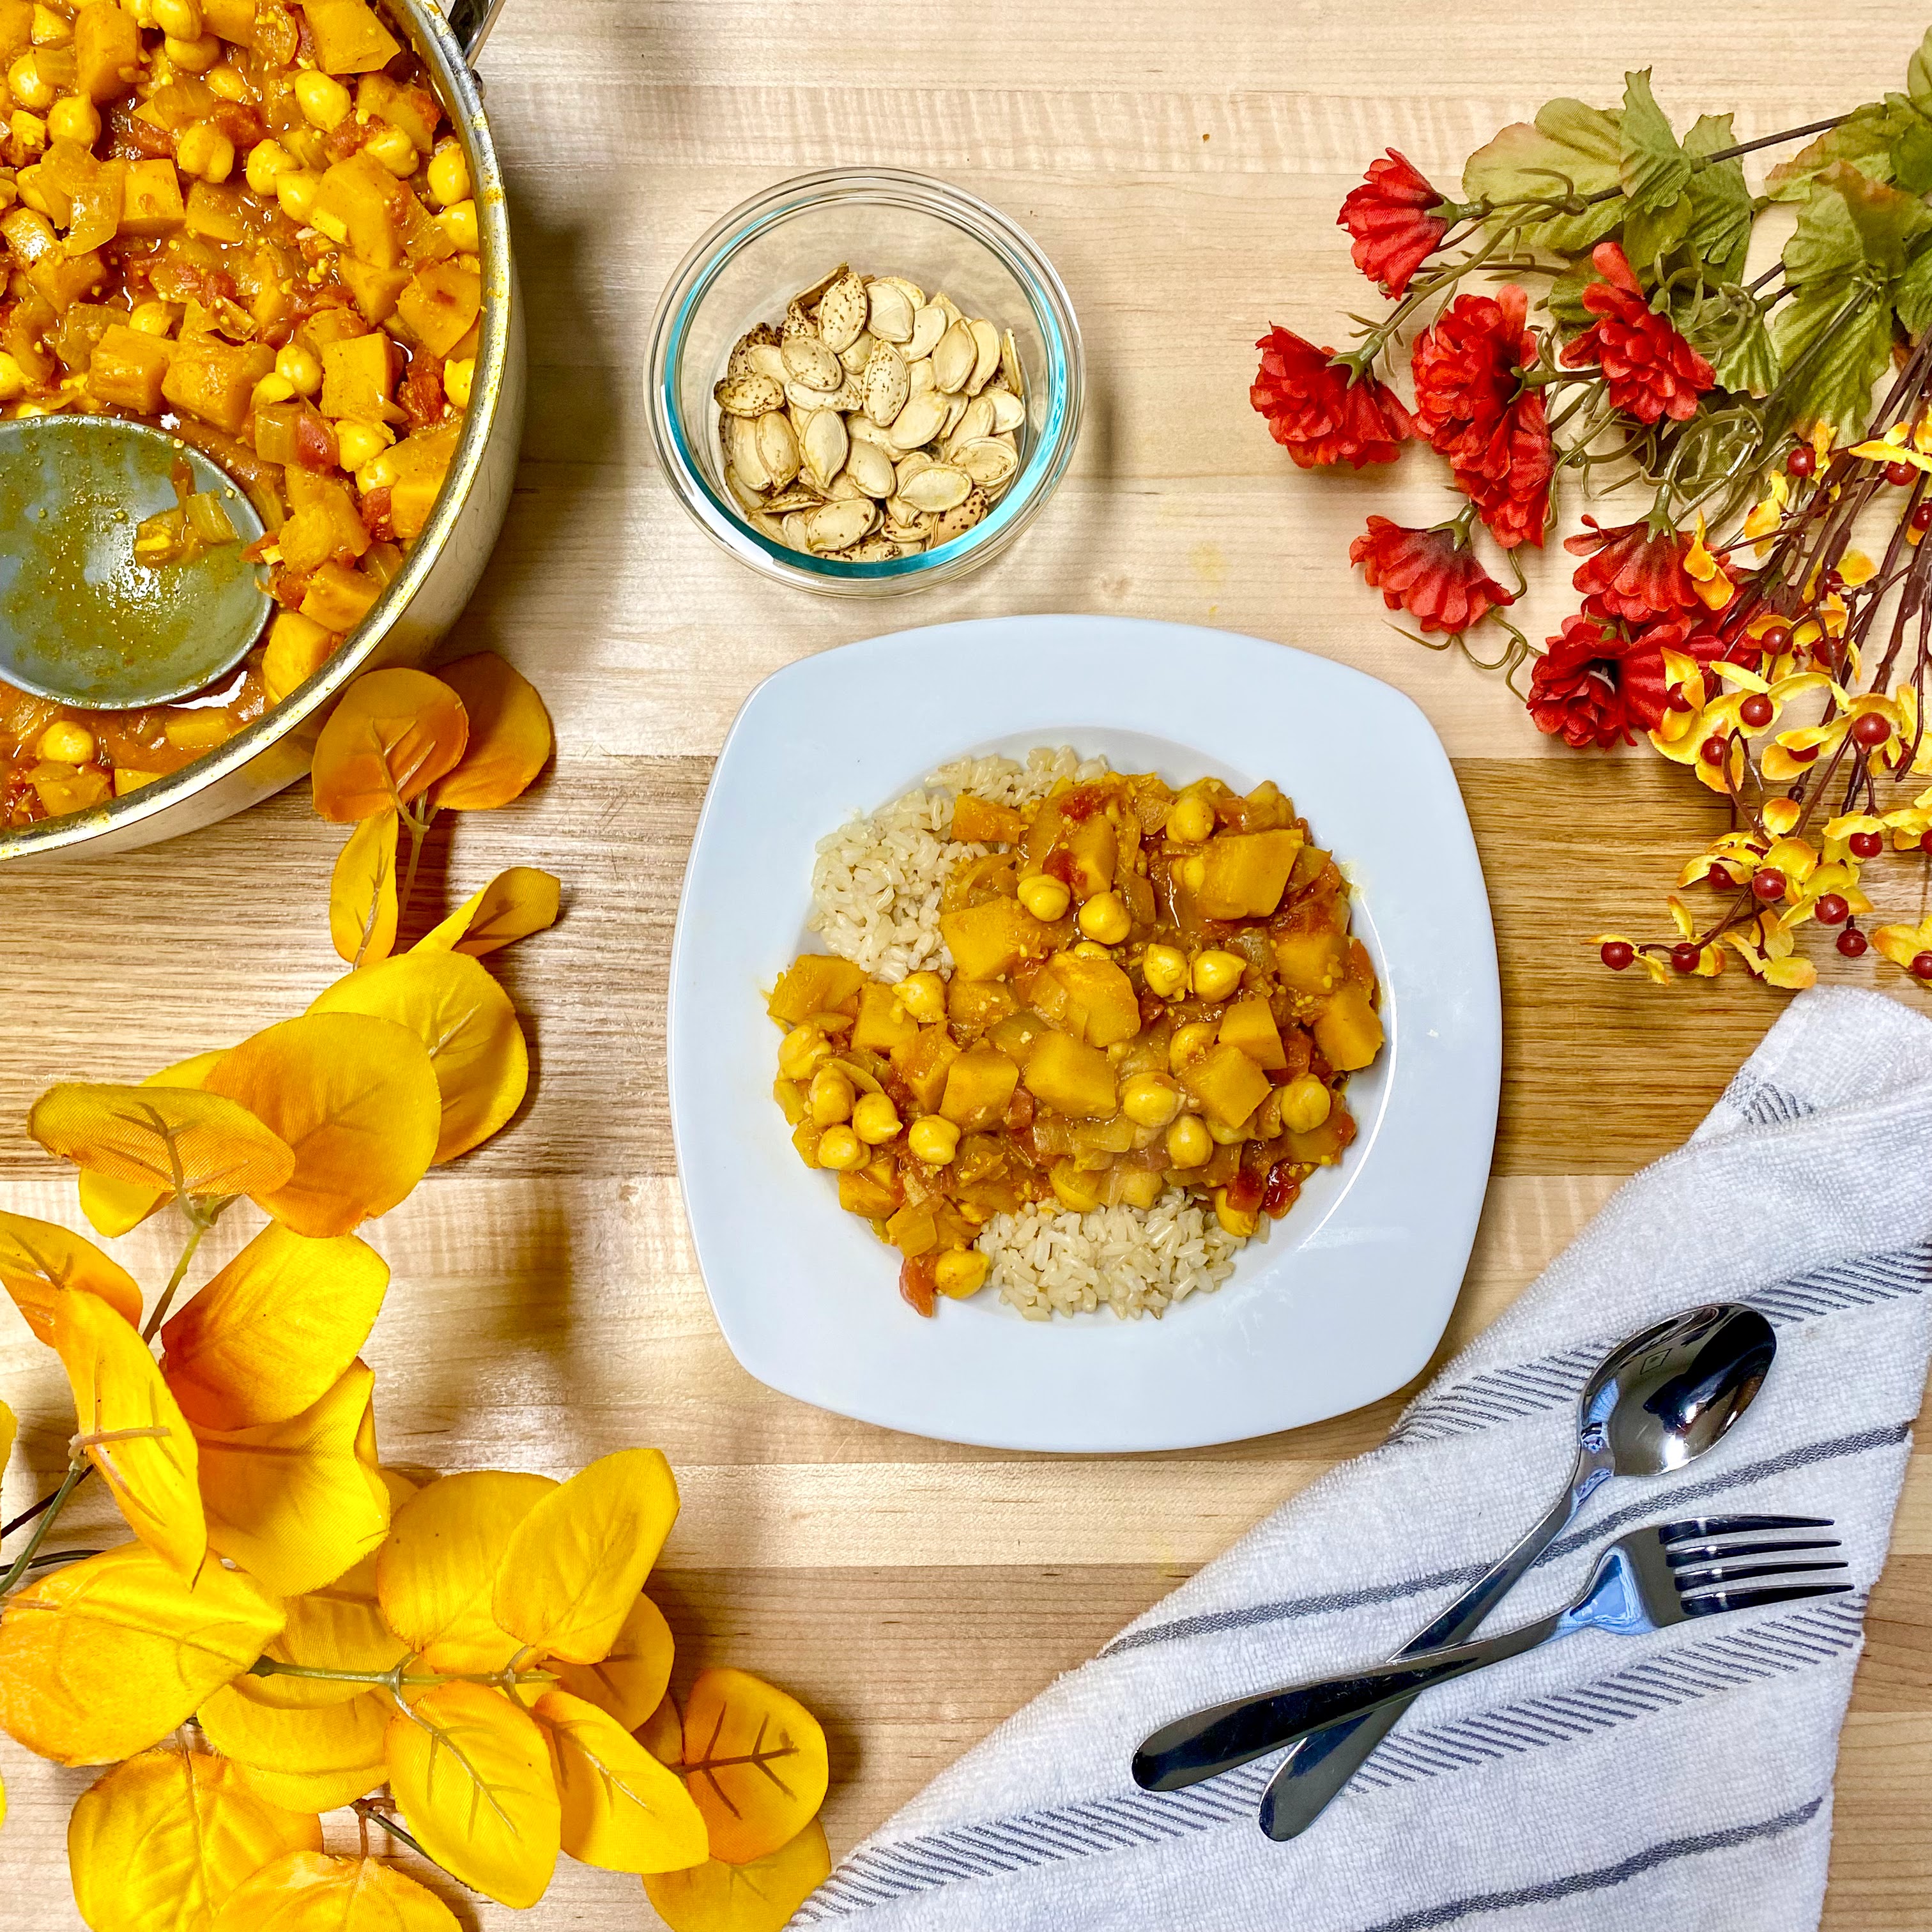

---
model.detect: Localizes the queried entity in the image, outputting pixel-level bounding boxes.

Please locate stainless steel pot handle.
[443,0,507,63]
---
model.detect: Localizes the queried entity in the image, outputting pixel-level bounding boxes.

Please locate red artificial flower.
[1251,327,1414,469]
[1410,288,1554,549]
[1348,516,1514,634]
[1559,242,1715,425]
[1338,150,1450,300]
[1565,517,1701,622]
[1527,656,1634,749]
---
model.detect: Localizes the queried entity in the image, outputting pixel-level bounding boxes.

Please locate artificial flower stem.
[0,1460,88,1596]
[141,1211,212,1342]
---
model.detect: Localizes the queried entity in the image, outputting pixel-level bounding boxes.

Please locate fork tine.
[1657,1514,1834,1542]
[1675,1558,1849,1589]
[1664,1536,1842,1566]
[1677,1583,1854,1616]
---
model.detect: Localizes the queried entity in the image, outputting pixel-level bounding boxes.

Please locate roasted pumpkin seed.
[899,464,972,512]
[866,280,916,343]
[845,440,896,499]
[715,372,783,417]
[887,390,950,452]
[931,319,977,395]
[755,410,799,488]
[907,303,947,362]
[969,319,1001,395]
[816,268,869,352]
[955,436,1018,487]
[862,342,910,426]
[804,498,877,553]
[987,386,1026,434]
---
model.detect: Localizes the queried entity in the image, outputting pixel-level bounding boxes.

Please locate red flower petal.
[1251,326,1414,469]
[1347,516,1514,634]
[1337,150,1450,300]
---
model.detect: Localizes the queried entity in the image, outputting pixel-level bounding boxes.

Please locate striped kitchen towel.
[791,986,1932,1932]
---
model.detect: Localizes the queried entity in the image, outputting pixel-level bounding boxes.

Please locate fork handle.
[1131,1611,1564,1793]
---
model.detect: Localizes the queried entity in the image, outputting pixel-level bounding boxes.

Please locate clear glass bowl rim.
[647,167,1084,590]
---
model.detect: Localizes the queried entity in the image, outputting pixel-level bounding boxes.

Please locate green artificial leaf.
[1545,258,1601,332]
[1713,311,1781,397]
[1907,26,1932,103]
[1771,285,1894,436]
[1782,176,1870,286]
[1897,247,1932,337]
[1765,104,1896,202]
[1680,114,1755,286]
[1882,91,1932,197]
[1620,70,1692,212]
[1829,162,1932,273]
[1463,98,1625,255]
[1621,194,1694,278]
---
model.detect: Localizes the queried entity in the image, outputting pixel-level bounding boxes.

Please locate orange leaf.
[29,1083,293,1205]
[0,1209,142,1344]
[640,1693,683,1767]
[204,1013,440,1236]
[77,1050,229,1239]
[376,1469,557,1672]
[0,1544,284,1764]
[428,654,553,810]
[236,1543,409,1713]
[533,1687,709,1873]
[198,1681,390,1813]
[161,1223,389,1431]
[328,809,401,969]
[211,1851,460,1932]
[54,1291,206,1578]
[417,866,561,958]
[554,1591,674,1731]
[680,1668,828,1866]
[310,669,468,824]
[643,1820,831,1932]
[309,950,527,1164]
[68,1746,321,1932]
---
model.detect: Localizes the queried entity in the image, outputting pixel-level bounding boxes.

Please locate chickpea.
[907,1116,960,1166]
[1140,944,1187,997]
[47,95,99,143]
[1165,1115,1211,1169]
[364,122,417,176]
[8,54,54,112]
[776,1024,830,1081]
[1206,1114,1248,1146]
[1169,1021,1217,1071]
[165,33,222,72]
[852,1092,901,1145]
[1071,940,1111,961]
[130,302,176,337]
[293,68,351,131]
[354,452,399,494]
[934,1249,990,1298]
[334,418,393,473]
[1280,1073,1332,1135]
[896,969,946,1023]
[275,341,322,397]
[1191,949,1246,1000]
[38,720,95,763]
[1077,891,1130,945]
[1167,792,1216,843]
[1121,1073,1181,1128]
[276,169,321,223]
[426,136,469,207]
[245,137,298,197]
[808,1065,854,1128]
[1017,873,1071,922]
[150,0,202,38]
[1213,1188,1259,1239]
[251,371,295,408]
[436,197,477,252]
[1050,1163,1102,1213]
[815,1126,864,1172]
[1176,854,1208,894]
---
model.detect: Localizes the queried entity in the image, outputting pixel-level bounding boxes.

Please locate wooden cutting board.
[2,1,1927,1923]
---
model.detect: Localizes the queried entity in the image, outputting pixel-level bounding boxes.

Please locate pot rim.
[0,0,515,863]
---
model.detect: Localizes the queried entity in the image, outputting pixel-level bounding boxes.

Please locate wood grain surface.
[4,1,1932,1924]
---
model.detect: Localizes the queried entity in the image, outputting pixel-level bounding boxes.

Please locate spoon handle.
[1254,1450,1606,1837]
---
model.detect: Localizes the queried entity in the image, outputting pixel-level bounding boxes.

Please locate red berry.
[1759,623,1793,654]
[1814,893,1850,926]
[1921,831,1932,854]
[1838,926,1869,958]
[1670,942,1703,974]
[1914,502,1932,533]
[1600,940,1636,972]
[1851,712,1892,747]
[1850,831,1885,859]
[1786,740,1821,763]
[1706,867,1733,888]
[1739,693,1774,728]
[1913,953,1932,981]
[1667,687,1694,712]
[1699,736,1729,765]
[1787,445,1816,477]
[1889,461,1917,487]
[1752,868,1787,901]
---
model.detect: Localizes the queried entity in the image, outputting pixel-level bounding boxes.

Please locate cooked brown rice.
[805,748,1248,1320]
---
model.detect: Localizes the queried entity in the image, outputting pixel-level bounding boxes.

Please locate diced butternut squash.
[283,465,369,560]
[1020,1032,1117,1121]
[356,72,440,151]
[338,257,413,326]
[118,158,185,236]
[1219,992,1286,1070]
[1272,925,1349,997]
[54,301,116,377]
[767,954,864,1027]
[87,323,171,413]
[183,180,246,243]
[26,249,107,314]
[1191,829,1305,919]
[303,0,401,72]
[162,335,273,434]
[852,980,920,1054]
[939,1045,1020,1130]
[388,470,443,542]
[396,257,480,358]
[298,560,381,631]
[316,152,404,268]
[884,1201,940,1257]
[74,0,139,101]
[1283,1104,1358,1168]
[949,793,1025,844]
[200,0,256,42]
[319,330,395,422]
[1066,814,1117,896]
[0,0,30,60]
[1313,983,1384,1073]
[295,304,370,355]
[1035,951,1140,1048]
[1179,1043,1271,1131]
[889,1027,960,1114]
[837,1167,899,1219]
[941,896,1066,980]
[946,977,1017,1034]
[263,610,335,701]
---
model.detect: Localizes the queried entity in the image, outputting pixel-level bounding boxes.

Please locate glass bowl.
[647,169,1083,595]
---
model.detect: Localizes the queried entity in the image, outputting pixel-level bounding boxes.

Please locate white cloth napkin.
[792,987,1932,1932]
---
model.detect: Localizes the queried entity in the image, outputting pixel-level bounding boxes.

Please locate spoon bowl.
[1584,1303,1777,1477]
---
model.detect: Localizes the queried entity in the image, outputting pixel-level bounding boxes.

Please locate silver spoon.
[1130,1303,1776,1818]
[0,415,270,710]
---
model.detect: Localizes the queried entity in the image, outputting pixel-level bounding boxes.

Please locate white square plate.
[668,616,1500,1452]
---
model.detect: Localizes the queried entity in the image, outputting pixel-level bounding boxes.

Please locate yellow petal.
[0,1399,12,1476]
[385,1682,560,1908]
[29,1083,293,1206]
[680,1667,828,1866]
[204,1013,440,1236]
[310,669,468,824]
[425,653,553,812]
[161,1224,388,1432]
[1839,549,1877,587]
[328,809,400,969]
[210,1851,460,1932]
[195,1362,390,1597]
[0,1544,284,1765]
[1763,836,1819,884]
[492,1448,680,1666]
[78,1051,231,1239]
[1872,924,1927,970]
[1708,661,1771,695]
[0,1209,144,1344]
[417,866,561,958]
[1761,797,1801,837]
[309,951,527,1165]
[237,1545,410,1712]
[198,1682,389,1813]
[643,1821,831,1932]
[68,1746,321,1932]
[376,1469,558,1672]
[1765,955,1820,990]
[534,1688,709,1873]
[555,1591,675,1731]
[54,1291,205,1577]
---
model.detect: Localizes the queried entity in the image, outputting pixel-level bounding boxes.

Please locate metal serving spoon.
[1130,1303,1777,1824]
[0,415,270,710]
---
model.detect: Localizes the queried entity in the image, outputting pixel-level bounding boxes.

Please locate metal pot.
[0,0,525,866]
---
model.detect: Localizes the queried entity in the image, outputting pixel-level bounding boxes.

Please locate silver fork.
[1132,1515,1849,1795]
